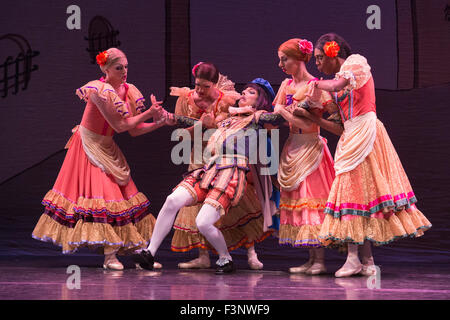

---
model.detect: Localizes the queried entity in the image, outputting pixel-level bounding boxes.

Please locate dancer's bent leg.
[134,187,194,270]
[196,204,235,274]
[196,204,231,261]
[148,187,195,256]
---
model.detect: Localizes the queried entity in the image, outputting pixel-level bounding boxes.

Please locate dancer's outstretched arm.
[128,122,166,137]
[293,107,343,136]
[275,104,314,129]
[90,92,163,133]
[314,77,349,92]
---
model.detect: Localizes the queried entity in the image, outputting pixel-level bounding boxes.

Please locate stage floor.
[1,256,449,300]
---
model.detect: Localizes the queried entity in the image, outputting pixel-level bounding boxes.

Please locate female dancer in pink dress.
[303,33,432,277]
[273,38,336,275]
[32,48,164,270]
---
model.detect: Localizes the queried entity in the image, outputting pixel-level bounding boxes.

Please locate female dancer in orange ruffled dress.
[301,33,432,277]
[170,62,272,270]
[273,38,336,275]
[32,48,164,270]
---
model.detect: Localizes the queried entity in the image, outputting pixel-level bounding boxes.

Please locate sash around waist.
[278,132,324,191]
[78,125,131,186]
[334,111,377,175]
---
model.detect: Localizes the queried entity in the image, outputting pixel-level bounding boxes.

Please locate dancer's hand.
[286,104,296,114]
[149,94,164,117]
[293,107,312,119]
[200,112,216,129]
[153,109,168,125]
[306,79,323,102]
[323,100,338,114]
[164,112,177,126]
[273,104,284,114]
[150,94,163,106]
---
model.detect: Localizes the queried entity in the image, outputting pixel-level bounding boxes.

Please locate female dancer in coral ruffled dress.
[299,33,432,277]
[32,48,164,270]
[273,38,336,275]
[170,62,272,270]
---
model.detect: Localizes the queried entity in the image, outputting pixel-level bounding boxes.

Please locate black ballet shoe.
[215,259,236,274]
[133,250,154,270]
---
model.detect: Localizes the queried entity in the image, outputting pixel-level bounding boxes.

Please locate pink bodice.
[334,76,376,122]
[80,100,116,136]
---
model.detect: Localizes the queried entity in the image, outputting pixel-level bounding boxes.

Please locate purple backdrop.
[0,1,449,265]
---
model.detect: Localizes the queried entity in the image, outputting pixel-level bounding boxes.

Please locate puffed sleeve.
[171,87,192,116]
[216,90,240,114]
[76,80,130,118]
[215,74,241,114]
[174,95,190,116]
[335,54,372,91]
[126,83,146,115]
[273,79,290,106]
[76,80,102,102]
[170,86,191,98]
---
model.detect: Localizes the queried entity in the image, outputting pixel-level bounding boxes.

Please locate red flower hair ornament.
[96,51,109,66]
[323,41,340,58]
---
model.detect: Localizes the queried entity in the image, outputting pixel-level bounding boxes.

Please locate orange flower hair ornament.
[323,41,340,58]
[96,51,109,66]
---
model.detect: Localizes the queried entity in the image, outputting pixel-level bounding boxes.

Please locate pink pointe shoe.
[103,255,124,271]
[289,260,313,274]
[135,261,163,270]
[334,261,363,278]
[305,262,327,275]
[178,257,211,269]
[248,255,263,270]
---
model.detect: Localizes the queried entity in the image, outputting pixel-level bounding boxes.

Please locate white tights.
[195,203,232,261]
[147,187,231,261]
[147,187,194,256]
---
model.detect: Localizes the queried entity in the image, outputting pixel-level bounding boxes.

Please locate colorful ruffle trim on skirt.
[318,119,432,247]
[32,190,156,255]
[171,183,272,253]
[319,205,431,246]
[171,207,272,253]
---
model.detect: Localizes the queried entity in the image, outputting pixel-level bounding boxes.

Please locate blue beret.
[251,78,276,102]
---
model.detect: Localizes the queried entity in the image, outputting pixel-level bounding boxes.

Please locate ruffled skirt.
[31,130,156,255]
[279,138,335,247]
[319,119,431,246]
[171,183,272,253]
